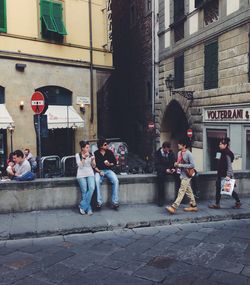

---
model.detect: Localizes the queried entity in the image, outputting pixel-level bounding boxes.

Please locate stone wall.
[1,172,250,213]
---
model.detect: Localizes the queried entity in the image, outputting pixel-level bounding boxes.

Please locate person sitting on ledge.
[8,149,35,181]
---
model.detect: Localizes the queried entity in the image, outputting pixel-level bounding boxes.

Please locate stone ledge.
[0,172,249,213]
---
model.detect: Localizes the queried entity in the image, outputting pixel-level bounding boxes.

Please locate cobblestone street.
[1,219,250,285]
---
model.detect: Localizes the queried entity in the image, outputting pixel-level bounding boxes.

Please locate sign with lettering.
[204,106,250,123]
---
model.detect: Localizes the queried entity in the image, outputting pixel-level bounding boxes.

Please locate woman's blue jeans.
[77,176,95,212]
[95,170,119,205]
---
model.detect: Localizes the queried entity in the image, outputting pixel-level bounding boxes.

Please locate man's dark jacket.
[155,148,175,175]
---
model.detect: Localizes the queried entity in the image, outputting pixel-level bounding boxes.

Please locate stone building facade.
[157,0,250,171]
[112,0,155,159]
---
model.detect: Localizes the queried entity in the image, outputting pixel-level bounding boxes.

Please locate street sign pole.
[31,91,48,178]
[37,114,42,178]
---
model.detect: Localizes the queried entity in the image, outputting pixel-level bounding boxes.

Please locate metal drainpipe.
[89,0,94,123]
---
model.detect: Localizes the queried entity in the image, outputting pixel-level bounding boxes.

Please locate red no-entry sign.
[187,128,193,138]
[31,91,47,114]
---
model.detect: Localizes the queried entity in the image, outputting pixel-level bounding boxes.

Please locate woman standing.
[76,141,96,215]
[209,137,241,209]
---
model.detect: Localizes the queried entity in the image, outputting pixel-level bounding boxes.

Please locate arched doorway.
[161,100,189,152]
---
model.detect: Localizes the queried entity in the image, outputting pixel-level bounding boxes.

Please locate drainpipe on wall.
[89,0,94,123]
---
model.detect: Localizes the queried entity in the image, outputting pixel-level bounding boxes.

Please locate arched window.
[35,86,72,106]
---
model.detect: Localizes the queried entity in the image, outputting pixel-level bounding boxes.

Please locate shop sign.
[76,96,90,105]
[204,106,250,123]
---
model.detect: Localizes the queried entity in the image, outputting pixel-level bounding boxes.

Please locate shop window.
[246,131,250,169]
[0,0,6,33]
[206,129,227,171]
[204,0,218,26]
[204,41,218,90]
[174,54,184,88]
[40,0,67,43]
[0,86,4,103]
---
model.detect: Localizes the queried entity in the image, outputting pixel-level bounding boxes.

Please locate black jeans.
[215,177,240,205]
[156,172,180,206]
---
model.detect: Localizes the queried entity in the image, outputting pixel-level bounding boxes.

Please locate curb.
[4,212,250,241]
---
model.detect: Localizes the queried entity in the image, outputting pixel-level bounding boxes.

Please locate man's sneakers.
[208,204,221,209]
[184,205,198,212]
[112,203,120,210]
[233,201,242,209]
[79,208,86,215]
[166,204,198,214]
[166,206,176,214]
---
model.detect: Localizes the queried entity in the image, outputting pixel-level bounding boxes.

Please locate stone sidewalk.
[1,197,250,240]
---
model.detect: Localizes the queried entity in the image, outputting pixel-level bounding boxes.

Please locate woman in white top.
[76,141,96,215]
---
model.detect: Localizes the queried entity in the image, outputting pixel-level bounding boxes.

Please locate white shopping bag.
[220,178,235,196]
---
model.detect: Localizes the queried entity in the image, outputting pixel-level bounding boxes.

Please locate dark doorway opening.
[41,129,74,158]
[161,100,189,151]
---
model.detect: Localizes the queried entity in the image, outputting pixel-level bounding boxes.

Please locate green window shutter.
[52,2,67,35]
[0,0,6,33]
[204,41,218,90]
[40,0,57,32]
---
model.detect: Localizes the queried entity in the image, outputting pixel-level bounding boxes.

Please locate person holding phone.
[94,138,119,210]
[76,140,96,215]
[155,141,176,206]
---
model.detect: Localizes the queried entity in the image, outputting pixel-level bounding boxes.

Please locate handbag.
[220,178,235,196]
[185,168,197,178]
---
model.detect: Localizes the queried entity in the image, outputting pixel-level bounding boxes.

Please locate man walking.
[155,141,176,206]
[166,138,198,214]
[94,138,119,210]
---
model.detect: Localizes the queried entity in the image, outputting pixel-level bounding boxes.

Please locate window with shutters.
[174,55,184,88]
[204,0,218,26]
[0,0,6,33]
[248,33,250,83]
[40,0,67,42]
[172,0,185,42]
[195,0,204,9]
[204,41,218,90]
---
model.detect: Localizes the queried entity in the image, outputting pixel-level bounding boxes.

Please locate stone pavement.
[1,197,250,240]
[1,219,250,284]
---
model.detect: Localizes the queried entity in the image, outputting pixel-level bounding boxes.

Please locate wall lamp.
[80,103,86,114]
[19,100,24,110]
[15,63,26,72]
[165,74,194,101]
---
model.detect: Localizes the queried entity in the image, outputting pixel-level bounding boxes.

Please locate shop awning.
[0,104,14,129]
[45,105,84,129]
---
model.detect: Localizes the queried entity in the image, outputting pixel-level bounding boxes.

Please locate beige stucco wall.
[3,0,112,67]
[0,58,92,154]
